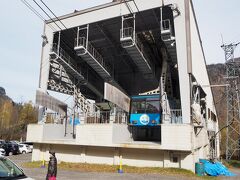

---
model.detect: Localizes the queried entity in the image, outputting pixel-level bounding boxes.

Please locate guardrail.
[75,37,112,74]
[170,109,182,124]
[161,19,171,31]
[51,43,77,70]
[120,27,134,39]
[84,111,127,124]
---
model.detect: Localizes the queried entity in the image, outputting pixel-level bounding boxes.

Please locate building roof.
[46,0,122,24]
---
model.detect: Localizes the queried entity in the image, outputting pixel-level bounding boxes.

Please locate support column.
[113,147,120,165]
[110,107,116,124]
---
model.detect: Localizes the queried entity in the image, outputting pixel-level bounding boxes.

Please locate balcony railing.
[170,109,182,124]
[120,27,134,40]
[75,37,112,75]
[84,111,127,124]
[51,43,77,70]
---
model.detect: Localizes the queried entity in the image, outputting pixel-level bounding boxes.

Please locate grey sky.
[0,0,239,102]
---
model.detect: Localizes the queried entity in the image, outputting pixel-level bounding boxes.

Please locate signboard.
[36,90,67,115]
[104,83,130,112]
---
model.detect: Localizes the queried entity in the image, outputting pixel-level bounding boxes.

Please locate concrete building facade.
[27,0,220,172]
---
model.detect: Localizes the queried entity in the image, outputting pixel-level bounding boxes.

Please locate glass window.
[145,100,160,113]
[0,157,25,178]
[131,100,145,114]
[131,96,160,114]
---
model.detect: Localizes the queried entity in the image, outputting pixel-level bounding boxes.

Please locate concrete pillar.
[110,107,116,124]
[163,151,170,168]
[113,147,120,165]
[80,114,85,124]
[80,147,86,163]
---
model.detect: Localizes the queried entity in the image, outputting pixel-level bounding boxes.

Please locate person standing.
[46,151,57,180]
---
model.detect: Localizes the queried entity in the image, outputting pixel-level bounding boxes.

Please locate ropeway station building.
[27,0,220,172]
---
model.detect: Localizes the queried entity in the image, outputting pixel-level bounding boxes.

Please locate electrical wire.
[39,0,78,36]
[21,0,82,97]
[32,0,79,57]
[39,0,68,30]
[32,0,62,31]
[204,120,234,149]
[20,0,56,31]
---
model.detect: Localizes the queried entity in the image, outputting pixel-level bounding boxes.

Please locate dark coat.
[46,154,57,179]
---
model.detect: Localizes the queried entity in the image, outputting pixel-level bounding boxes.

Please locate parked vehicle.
[0,148,5,156]
[20,142,33,151]
[0,140,5,145]
[0,156,33,179]
[0,142,19,156]
[10,140,20,144]
[18,144,32,154]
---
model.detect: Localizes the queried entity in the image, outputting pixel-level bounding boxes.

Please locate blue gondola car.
[129,94,161,126]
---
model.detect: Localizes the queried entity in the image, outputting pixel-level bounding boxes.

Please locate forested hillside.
[207,58,240,155]
[0,87,38,140]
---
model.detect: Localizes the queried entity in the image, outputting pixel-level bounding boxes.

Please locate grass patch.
[223,160,240,169]
[23,161,217,179]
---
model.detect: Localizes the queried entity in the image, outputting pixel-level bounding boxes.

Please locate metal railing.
[160,19,175,41]
[84,111,109,124]
[74,37,86,48]
[120,27,150,66]
[120,27,134,40]
[161,19,171,31]
[170,109,183,124]
[84,111,127,124]
[87,42,104,65]
[51,43,77,70]
[74,37,112,74]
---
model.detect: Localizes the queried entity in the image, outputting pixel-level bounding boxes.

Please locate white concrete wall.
[27,124,66,142]
[39,24,53,91]
[42,124,65,140]
[188,1,219,158]
[76,124,113,146]
[189,2,215,112]
[173,0,191,124]
[112,124,132,143]
[192,127,209,150]
[180,152,194,171]
[161,124,192,151]
[121,148,164,167]
[31,143,198,171]
[27,124,43,142]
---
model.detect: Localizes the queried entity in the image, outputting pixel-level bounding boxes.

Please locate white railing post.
[57,31,61,55]
[86,24,89,51]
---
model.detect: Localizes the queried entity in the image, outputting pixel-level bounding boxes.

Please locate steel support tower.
[221,42,240,160]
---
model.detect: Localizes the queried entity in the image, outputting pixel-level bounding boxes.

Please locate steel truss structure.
[221,43,240,160]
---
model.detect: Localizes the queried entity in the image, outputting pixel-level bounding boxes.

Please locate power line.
[39,0,68,30]
[20,0,56,31]
[39,0,77,36]
[32,0,62,31]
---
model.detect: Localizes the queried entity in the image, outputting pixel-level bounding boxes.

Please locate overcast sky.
[0,0,240,103]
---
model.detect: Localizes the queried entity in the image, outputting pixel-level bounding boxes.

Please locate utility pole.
[221,42,240,160]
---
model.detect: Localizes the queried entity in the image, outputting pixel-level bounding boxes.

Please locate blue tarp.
[69,117,80,125]
[199,159,236,177]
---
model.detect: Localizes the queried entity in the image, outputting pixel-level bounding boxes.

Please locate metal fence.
[74,37,112,74]
[120,27,134,39]
[83,111,127,124]
[170,109,183,124]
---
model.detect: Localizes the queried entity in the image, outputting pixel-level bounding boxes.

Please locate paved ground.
[8,154,240,180]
